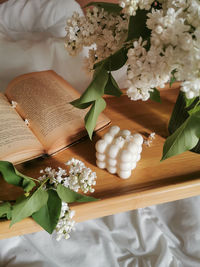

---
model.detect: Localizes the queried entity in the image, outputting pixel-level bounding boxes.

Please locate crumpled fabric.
[0,196,200,267]
[0,0,92,93]
[0,0,200,266]
[0,0,126,93]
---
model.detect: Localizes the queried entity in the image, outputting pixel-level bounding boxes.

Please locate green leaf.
[70,99,93,109]
[32,189,61,234]
[185,97,197,109]
[71,65,108,107]
[85,2,122,13]
[161,109,200,160]
[168,91,200,154]
[187,99,200,115]
[57,184,99,203]
[169,69,176,87]
[10,187,48,226]
[0,161,36,193]
[126,9,151,42]
[149,88,161,103]
[183,92,199,111]
[104,73,122,97]
[0,202,12,220]
[85,98,106,139]
[94,47,128,71]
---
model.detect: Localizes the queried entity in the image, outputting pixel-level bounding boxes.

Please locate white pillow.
[0,0,93,92]
[0,0,83,40]
[0,0,126,92]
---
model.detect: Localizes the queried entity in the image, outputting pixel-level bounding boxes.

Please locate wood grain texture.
[0,84,200,239]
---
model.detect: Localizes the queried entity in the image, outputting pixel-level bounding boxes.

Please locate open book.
[0,70,110,164]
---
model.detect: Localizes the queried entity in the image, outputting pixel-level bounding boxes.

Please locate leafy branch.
[0,161,98,235]
[71,62,123,139]
[70,4,152,139]
[162,92,200,160]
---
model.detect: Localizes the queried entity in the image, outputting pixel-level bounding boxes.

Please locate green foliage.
[32,190,61,234]
[0,161,36,193]
[0,202,12,220]
[104,73,123,97]
[71,65,108,108]
[10,187,48,226]
[188,100,200,115]
[169,69,177,87]
[85,98,106,139]
[149,88,161,103]
[168,92,200,157]
[70,100,93,110]
[185,97,197,109]
[161,109,200,160]
[70,8,152,139]
[184,92,199,111]
[57,184,98,203]
[126,9,151,42]
[94,47,128,71]
[71,60,124,139]
[85,2,122,13]
[0,158,99,235]
[71,54,125,138]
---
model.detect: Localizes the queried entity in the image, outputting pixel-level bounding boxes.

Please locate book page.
[0,93,44,164]
[5,71,110,154]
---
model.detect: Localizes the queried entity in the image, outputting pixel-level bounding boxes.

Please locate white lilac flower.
[65,1,200,100]
[127,1,200,101]
[65,158,97,193]
[38,159,96,241]
[181,79,200,99]
[38,159,97,194]
[65,7,128,71]
[126,37,171,101]
[119,0,154,15]
[38,167,67,188]
[54,202,76,241]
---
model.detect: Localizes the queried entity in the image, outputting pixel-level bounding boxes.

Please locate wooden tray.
[1,83,200,239]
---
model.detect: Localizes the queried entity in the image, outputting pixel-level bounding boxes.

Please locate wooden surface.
[1,84,200,239]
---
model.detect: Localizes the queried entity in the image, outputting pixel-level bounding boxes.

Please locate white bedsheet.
[0,1,200,266]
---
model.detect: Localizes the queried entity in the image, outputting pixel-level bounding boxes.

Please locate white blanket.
[0,1,200,266]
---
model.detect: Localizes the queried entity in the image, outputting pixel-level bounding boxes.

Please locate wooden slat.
[0,84,200,239]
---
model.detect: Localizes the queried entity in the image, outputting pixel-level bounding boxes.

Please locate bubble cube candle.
[95,126,143,179]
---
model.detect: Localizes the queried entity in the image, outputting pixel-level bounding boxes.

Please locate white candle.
[95,126,143,179]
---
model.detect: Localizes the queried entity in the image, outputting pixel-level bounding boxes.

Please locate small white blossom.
[144,132,156,146]
[149,132,156,139]
[38,167,67,187]
[24,119,30,126]
[38,159,97,194]
[11,101,17,108]
[126,37,171,101]
[119,0,154,15]
[181,79,200,99]
[65,158,97,194]
[38,159,97,241]
[54,202,76,241]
